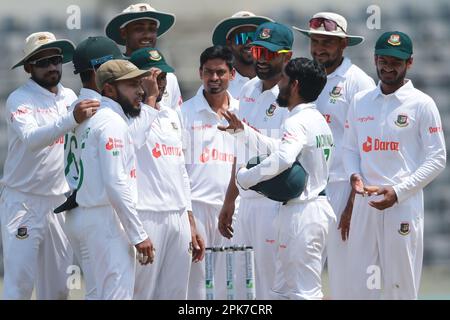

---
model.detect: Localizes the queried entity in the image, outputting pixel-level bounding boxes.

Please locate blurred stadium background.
[0,0,449,299]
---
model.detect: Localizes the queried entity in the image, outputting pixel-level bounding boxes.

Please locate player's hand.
[141,67,161,106]
[368,186,398,210]
[73,99,100,123]
[135,238,155,265]
[188,211,205,263]
[350,173,365,195]
[218,202,235,239]
[218,111,244,134]
[338,190,356,241]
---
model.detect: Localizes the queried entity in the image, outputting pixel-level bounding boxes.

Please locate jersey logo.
[394,114,409,127]
[398,222,410,235]
[329,86,342,98]
[388,34,401,46]
[148,50,162,61]
[171,122,179,130]
[266,103,277,117]
[105,137,124,151]
[259,28,271,39]
[152,143,162,158]
[362,136,399,152]
[16,226,29,239]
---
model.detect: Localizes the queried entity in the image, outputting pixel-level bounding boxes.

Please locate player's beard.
[276,83,291,108]
[31,71,61,89]
[237,46,254,66]
[116,89,141,118]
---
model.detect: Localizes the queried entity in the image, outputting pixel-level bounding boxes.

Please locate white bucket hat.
[12,31,75,69]
[293,12,364,46]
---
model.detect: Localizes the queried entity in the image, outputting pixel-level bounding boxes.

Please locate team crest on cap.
[259,28,271,39]
[394,113,409,127]
[16,226,29,239]
[330,86,343,98]
[148,50,162,61]
[398,222,410,235]
[266,103,277,116]
[388,34,401,46]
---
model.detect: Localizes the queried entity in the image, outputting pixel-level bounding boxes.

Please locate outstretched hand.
[217,111,244,134]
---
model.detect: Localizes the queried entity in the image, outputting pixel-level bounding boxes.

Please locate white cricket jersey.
[195,70,250,100]
[182,90,239,206]
[343,80,446,203]
[237,76,288,198]
[136,105,192,212]
[76,97,152,245]
[1,79,77,196]
[236,103,333,201]
[315,57,375,182]
[64,88,102,191]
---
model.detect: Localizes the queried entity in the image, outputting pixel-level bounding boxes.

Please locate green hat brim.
[139,62,174,73]
[250,40,284,52]
[375,48,411,60]
[212,16,273,46]
[106,11,175,46]
[293,27,364,46]
[12,40,75,69]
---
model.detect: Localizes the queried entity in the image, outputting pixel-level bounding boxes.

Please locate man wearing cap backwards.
[73,59,160,299]
[293,12,375,299]
[343,31,446,299]
[221,57,335,299]
[129,47,205,299]
[0,32,97,299]
[211,11,273,99]
[181,45,239,300]
[218,22,292,299]
[105,3,182,115]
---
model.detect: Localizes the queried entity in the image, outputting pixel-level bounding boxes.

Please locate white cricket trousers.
[188,200,235,300]
[134,209,192,299]
[0,186,73,299]
[64,205,136,300]
[325,181,352,299]
[234,196,280,300]
[271,197,335,300]
[346,192,424,300]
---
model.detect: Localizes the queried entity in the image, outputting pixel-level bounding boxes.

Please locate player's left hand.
[187,211,205,262]
[368,186,398,210]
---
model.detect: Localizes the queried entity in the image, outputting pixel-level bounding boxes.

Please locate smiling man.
[343,31,446,299]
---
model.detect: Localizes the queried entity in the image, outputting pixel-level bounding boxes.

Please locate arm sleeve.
[342,97,362,180]
[98,123,148,245]
[128,104,159,149]
[393,100,447,203]
[7,97,78,151]
[236,119,306,189]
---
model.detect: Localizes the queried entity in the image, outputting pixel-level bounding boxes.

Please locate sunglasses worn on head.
[28,55,63,68]
[90,55,114,71]
[234,31,255,45]
[309,17,346,33]
[250,46,291,61]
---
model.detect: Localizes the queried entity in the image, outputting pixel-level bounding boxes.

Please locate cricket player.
[105,3,183,115]
[0,32,95,299]
[293,12,375,299]
[209,11,272,99]
[129,47,205,299]
[223,57,336,299]
[73,59,158,299]
[218,22,292,299]
[182,46,239,300]
[343,31,446,299]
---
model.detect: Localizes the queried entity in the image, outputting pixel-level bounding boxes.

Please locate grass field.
[1,265,449,300]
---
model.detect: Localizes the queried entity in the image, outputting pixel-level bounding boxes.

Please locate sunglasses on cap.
[250,46,291,61]
[90,55,114,71]
[309,17,346,33]
[233,31,255,45]
[28,55,63,68]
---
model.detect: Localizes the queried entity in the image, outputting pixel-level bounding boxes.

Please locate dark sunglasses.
[309,17,346,33]
[90,54,114,71]
[28,55,63,68]
[250,46,290,61]
[234,31,255,45]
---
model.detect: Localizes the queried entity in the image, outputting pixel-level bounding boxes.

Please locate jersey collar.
[373,79,414,102]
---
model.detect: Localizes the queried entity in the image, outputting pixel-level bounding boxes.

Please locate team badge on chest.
[266,103,277,117]
[398,222,410,235]
[330,86,342,98]
[394,113,409,127]
[16,226,29,239]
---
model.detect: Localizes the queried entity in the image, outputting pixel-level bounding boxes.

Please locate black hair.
[199,45,234,71]
[79,70,95,85]
[284,57,327,103]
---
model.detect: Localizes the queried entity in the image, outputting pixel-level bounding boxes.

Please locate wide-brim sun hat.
[212,11,273,46]
[292,12,364,46]
[105,3,175,46]
[12,31,75,69]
